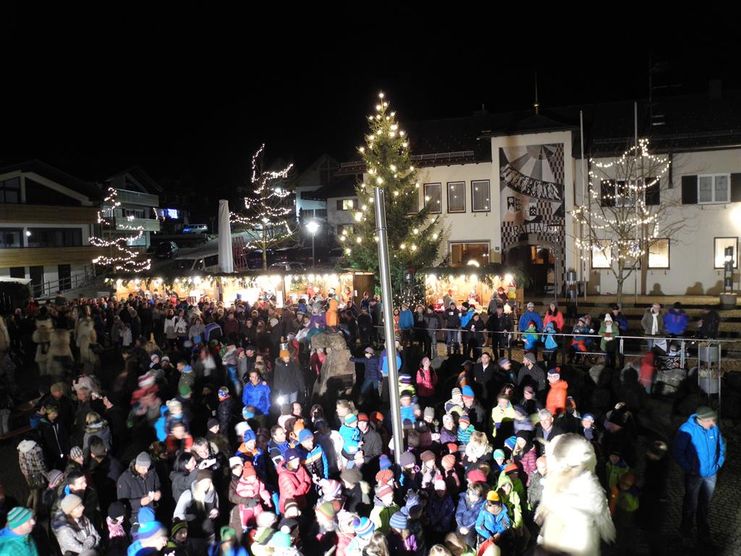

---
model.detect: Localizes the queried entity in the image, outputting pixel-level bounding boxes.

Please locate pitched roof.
[0,159,101,200]
[302,175,357,200]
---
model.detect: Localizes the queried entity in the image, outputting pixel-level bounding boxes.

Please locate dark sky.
[1,3,738,203]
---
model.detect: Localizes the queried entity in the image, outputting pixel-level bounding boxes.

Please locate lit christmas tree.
[90,187,151,272]
[231,144,295,270]
[343,92,442,302]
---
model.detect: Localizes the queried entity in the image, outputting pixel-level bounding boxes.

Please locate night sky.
[1,3,738,215]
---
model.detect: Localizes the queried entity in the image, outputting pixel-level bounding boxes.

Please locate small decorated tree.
[231,144,295,270]
[90,187,151,272]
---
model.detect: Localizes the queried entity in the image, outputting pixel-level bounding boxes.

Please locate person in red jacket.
[277,448,312,513]
[543,303,565,332]
[415,356,438,407]
[545,367,569,416]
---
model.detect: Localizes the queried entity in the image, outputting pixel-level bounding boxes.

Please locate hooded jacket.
[673,414,726,477]
[0,527,39,556]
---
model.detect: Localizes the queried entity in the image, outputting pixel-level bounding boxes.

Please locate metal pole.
[312,234,316,268]
[374,187,404,464]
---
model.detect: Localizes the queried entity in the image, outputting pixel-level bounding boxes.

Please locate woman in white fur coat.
[535,433,615,556]
[76,309,98,370]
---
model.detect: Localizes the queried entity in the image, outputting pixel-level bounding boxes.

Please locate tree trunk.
[262,229,268,270]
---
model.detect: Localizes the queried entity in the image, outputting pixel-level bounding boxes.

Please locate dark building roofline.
[0,159,101,200]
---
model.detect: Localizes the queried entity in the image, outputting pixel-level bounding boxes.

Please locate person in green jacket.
[0,507,38,556]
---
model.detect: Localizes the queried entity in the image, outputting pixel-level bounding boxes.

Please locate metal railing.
[32,265,97,298]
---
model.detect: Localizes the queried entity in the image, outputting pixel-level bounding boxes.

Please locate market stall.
[419,265,524,310]
[108,270,376,308]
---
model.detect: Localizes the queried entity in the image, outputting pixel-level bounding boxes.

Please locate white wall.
[574,147,741,295]
[295,186,327,219]
[326,196,358,231]
[413,162,497,262]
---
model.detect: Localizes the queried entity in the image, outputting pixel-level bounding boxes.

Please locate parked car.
[269,261,307,272]
[155,241,179,259]
[182,224,208,234]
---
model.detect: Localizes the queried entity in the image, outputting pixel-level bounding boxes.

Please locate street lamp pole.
[306,220,320,268]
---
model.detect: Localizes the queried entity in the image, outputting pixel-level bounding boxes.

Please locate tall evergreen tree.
[343,92,442,299]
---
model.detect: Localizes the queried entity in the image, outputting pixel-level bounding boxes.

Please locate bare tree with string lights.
[231,144,295,270]
[571,139,685,303]
[90,187,151,272]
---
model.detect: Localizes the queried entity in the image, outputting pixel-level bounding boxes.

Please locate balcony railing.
[0,246,107,267]
[113,217,160,232]
[115,188,159,207]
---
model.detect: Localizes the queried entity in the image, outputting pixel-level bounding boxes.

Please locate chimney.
[708,79,722,100]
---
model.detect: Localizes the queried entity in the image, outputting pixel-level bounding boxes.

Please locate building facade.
[0,160,102,296]
[310,91,741,295]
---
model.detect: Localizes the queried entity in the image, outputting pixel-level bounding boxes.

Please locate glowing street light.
[306,220,320,268]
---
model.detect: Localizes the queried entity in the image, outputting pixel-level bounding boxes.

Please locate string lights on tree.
[231,144,295,270]
[90,187,151,272]
[571,138,684,302]
[343,92,442,304]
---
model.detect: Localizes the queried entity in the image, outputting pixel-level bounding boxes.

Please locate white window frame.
[447,181,466,213]
[591,241,612,269]
[647,238,670,269]
[714,237,738,269]
[698,174,730,204]
[449,241,490,267]
[471,180,491,212]
[423,183,442,214]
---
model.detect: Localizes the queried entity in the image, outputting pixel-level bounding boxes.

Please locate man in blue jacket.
[665,301,689,337]
[518,302,543,332]
[351,347,382,399]
[672,406,726,543]
[242,369,271,417]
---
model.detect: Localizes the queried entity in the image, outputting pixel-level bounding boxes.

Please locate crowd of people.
[0,288,727,556]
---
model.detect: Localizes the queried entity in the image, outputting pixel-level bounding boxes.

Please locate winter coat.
[173,484,219,524]
[116,463,161,520]
[38,418,69,470]
[518,363,546,392]
[490,403,516,438]
[52,511,101,555]
[369,501,400,534]
[519,310,543,332]
[170,469,197,505]
[273,359,305,396]
[76,317,98,367]
[276,462,312,513]
[380,350,402,378]
[445,309,461,329]
[546,380,569,416]
[217,397,237,435]
[32,317,53,366]
[242,381,271,416]
[455,492,485,530]
[415,367,437,398]
[641,309,665,336]
[0,528,39,556]
[544,311,565,332]
[428,493,455,531]
[475,506,510,539]
[18,440,48,489]
[598,322,617,352]
[352,356,382,382]
[360,427,383,463]
[399,309,414,330]
[673,414,726,477]
[664,308,689,336]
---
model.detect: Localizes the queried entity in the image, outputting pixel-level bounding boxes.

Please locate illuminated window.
[447,182,466,213]
[450,242,489,267]
[336,199,358,211]
[471,180,490,212]
[591,241,612,269]
[648,238,669,269]
[715,237,738,269]
[424,183,442,214]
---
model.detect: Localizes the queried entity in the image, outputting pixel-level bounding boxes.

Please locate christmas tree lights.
[90,187,151,272]
[231,144,295,269]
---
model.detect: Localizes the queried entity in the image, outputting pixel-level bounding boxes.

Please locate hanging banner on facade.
[500,143,565,257]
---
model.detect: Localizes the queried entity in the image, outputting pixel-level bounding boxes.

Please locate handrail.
[33,265,97,298]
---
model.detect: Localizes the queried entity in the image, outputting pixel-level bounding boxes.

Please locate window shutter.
[645,178,660,206]
[681,175,698,204]
[600,180,615,207]
[731,173,741,203]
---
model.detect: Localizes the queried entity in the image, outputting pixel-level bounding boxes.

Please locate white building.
[104,167,161,249]
[0,160,102,296]
[310,93,741,296]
